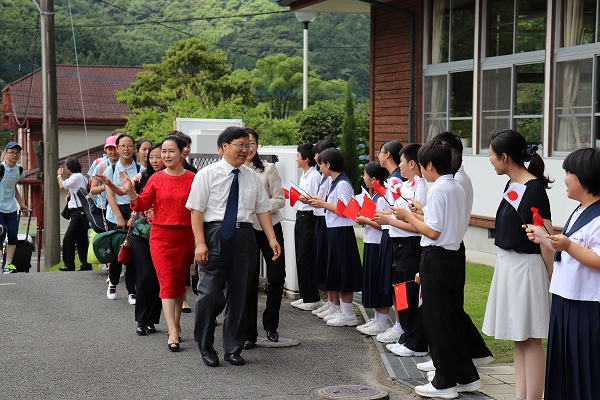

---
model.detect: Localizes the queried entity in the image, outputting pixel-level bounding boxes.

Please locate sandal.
[168,341,180,352]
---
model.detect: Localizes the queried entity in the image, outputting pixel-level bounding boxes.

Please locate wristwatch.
[57,175,61,179]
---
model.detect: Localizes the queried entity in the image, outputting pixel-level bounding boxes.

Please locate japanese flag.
[503,182,527,211]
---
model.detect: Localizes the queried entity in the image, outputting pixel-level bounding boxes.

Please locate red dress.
[131,170,195,299]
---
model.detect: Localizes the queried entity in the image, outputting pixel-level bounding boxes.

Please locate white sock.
[334,304,341,311]
[374,311,380,321]
[6,258,12,265]
[378,313,390,327]
[341,301,353,316]
[327,301,334,306]
[395,322,404,333]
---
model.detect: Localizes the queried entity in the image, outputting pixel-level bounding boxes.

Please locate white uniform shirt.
[324,176,355,228]
[314,176,332,217]
[549,211,600,301]
[186,158,272,223]
[363,195,387,244]
[420,174,468,251]
[454,165,474,225]
[294,167,321,212]
[389,177,428,238]
[62,173,88,209]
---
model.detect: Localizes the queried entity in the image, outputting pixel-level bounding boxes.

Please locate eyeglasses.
[227,143,253,151]
[6,151,21,156]
[119,145,135,150]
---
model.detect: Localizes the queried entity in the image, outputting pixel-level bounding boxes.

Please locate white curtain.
[427,0,448,140]
[557,0,583,150]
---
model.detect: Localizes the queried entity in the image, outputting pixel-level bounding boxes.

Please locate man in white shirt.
[186,127,281,368]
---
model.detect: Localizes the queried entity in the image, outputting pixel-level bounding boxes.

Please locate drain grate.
[317,385,388,400]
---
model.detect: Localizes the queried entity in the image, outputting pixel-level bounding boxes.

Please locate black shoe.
[243,340,255,350]
[397,333,407,345]
[224,353,245,366]
[168,341,180,352]
[145,324,157,333]
[181,307,192,313]
[200,346,219,367]
[136,326,147,336]
[76,265,92,271]
[266,330,279,342]
[59,266,75,271]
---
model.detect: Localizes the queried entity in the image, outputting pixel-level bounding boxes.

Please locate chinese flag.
[289,186,301,207]
[335,198,347,216]
[531,207,545,226]
[283,188,289,199]
[343,196,361,220]
[360,194,376,219]
[418,286,422,308]
[371,180,387,198]
[394,283,409,311]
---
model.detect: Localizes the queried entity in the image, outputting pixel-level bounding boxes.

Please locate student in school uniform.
[308,148,362,327]
[526,148,600,400]
[291,143,323,312]
[355,162,392,335]
[186,126,281,368]
[375,144,428,356]
[394,139,482,399]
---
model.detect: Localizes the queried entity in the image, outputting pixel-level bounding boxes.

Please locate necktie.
[221,168,239,240]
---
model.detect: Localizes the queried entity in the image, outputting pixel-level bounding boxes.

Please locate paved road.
[1,271,418,400]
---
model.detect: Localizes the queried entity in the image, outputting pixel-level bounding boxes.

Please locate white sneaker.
[326,313,359,327]
[360,321,388,336]
[128,294,136,305]
[317,305,337,319]
[389,343,428,357]
[312,303,330,315]
[297,300,324,311]
[457,379,482,393]
[356,318,377,332]
[376,326,403,343]
[290,298,304,307]
[106,276,110,284]
[417,359,436,371]
[415,382,458,399]
[427,370,435,382]
[106,283,117,300]
[323,309,343,322]
[472,355,495,366]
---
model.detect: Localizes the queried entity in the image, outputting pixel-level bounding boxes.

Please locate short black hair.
[218,126,249,147]
[65,157,82,173]
[433,131,462,174]
[399,143,421,165]
[318,147,344,172]
[136,138,152,151]
[381,140,403,165]
[116,133,135,146]
[418,139,452,175]
[563,148,600,196]
[314,139,335,154]
[364,161,388,182]
[297,143,316,167]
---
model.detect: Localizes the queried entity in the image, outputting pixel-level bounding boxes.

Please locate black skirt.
[312,216,328,284]
[362,242,392,309]
[325,226,362,292]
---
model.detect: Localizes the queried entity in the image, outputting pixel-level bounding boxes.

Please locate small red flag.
[418,286,422,308]
[335,198,347,216]
[371,180,387,198]
[531,207,544,226]
[394,283,409,311]
[289,186,301,207]
[360,194,377,219]
[283,188,289,199]
[343,196,361,220]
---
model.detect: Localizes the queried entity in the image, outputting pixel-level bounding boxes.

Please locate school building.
[281,0,593,253]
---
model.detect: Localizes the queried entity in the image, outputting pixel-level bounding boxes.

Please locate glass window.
[488,0,546,57]
[431,0,475,64]
[481,68,512,147]
[561,0,597,46]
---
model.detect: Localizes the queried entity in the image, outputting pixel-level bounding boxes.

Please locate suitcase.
[13,210,34,273]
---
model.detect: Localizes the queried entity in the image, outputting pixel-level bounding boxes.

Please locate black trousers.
[294,211,320,302]
[458,242,493,359]
[245,223,286,342]
[130,234,161,327]
[106,218,136,294]
[62,209,92,270]
[420,246,479,389]
[194,222,256,354]
[392,236,427,352]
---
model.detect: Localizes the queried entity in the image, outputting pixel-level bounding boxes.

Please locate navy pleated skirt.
[377,230,394,295]
[312,216,328,284]
[325,226,362,292]
[362,242,393,309]
[545,294,600,400]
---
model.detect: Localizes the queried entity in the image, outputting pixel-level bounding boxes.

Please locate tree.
[339,80,360,192]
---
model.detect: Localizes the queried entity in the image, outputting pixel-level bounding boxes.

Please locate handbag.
[87,231,100,265]
[117,217,134,264]
[61,198,71,220]
[92,229,128,264]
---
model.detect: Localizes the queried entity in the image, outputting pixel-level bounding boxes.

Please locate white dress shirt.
[420,174,468,251]
[295,166,321,212]
[389,177,428,238]
[186,158,272,223]
[62,173,88,209]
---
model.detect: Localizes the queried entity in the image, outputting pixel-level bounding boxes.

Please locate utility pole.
[40,0,60,268]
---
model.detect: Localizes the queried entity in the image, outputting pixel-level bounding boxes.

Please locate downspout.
[357,0,416,144]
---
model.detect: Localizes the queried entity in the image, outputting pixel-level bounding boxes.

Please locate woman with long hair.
[482,129,554,400]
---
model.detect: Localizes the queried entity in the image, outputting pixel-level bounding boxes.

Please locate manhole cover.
[317,385,388,400]
[255,337,300,347]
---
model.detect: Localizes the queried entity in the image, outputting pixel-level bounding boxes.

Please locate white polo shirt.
[295,166,321,212]
[420,174,468,251]
[549,211,600,301]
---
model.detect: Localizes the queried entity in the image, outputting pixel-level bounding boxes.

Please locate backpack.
[92,229,128,264]
[76,187,107,233]
[0,164,24,180]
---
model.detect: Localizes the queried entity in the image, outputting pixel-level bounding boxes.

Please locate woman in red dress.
[119,135,195,352]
